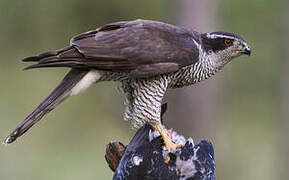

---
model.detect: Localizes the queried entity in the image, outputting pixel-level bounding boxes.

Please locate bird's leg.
[127,78,182,162]
[152,124,182,163]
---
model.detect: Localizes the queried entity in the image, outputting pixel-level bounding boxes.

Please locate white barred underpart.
[117,39,230,127]
[121,75,169,127]
[170,40,228,88]
[70,70,102,95]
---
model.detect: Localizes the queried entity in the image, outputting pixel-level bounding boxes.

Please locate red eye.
[224,39,232,47]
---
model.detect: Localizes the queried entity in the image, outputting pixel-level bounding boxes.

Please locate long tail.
[3,68,90,144]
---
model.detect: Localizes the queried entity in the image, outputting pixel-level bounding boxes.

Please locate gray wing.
[23,19,200,78]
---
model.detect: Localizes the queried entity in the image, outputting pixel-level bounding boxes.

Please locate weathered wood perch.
[105,104,216,180]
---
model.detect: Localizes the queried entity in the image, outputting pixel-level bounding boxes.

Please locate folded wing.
[24,19,200,78]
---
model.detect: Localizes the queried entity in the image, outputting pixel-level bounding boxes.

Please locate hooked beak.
[241,44,251,56]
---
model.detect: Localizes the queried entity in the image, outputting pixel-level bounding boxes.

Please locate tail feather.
[22,46,74,62]
[3,69,89,144]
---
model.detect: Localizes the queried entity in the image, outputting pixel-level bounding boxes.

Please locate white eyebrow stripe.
[206,33,237,40]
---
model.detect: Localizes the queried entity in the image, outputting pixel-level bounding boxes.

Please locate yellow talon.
[152,124,182,163]
[165,156,171,164]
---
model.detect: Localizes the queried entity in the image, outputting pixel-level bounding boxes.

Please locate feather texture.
[4,69,89,144]
[23,19,200,78]
[4,19,250,144]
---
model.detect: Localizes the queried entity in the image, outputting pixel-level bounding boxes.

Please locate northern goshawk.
[4,19,251,152]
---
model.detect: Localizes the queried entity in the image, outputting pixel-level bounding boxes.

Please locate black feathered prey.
[4,20,251,150]
[110,124,215,180]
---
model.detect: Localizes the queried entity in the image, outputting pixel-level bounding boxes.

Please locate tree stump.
[105,104,216,180]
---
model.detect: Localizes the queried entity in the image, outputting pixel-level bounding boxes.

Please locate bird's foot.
[163,138,182,151]
[152,124,182,163]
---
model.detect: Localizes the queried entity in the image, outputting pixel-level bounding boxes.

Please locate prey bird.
[4,19,251,151]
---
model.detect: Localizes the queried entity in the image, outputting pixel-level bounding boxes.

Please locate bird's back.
[24,19,201,78]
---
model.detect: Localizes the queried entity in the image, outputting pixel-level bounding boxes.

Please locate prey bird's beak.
[242,45,251,56]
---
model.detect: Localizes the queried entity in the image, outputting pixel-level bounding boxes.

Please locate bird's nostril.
[243,47,251,55]
[242,44,251,56]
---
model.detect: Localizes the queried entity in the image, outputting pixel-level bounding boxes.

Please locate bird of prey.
[4,19,251,151]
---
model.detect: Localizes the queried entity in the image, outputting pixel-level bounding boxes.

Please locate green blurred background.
[0,0,288,179]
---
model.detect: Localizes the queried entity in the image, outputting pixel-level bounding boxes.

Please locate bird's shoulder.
[70,19,200,63]
[70,19,198,44]
[68,20,201,78]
